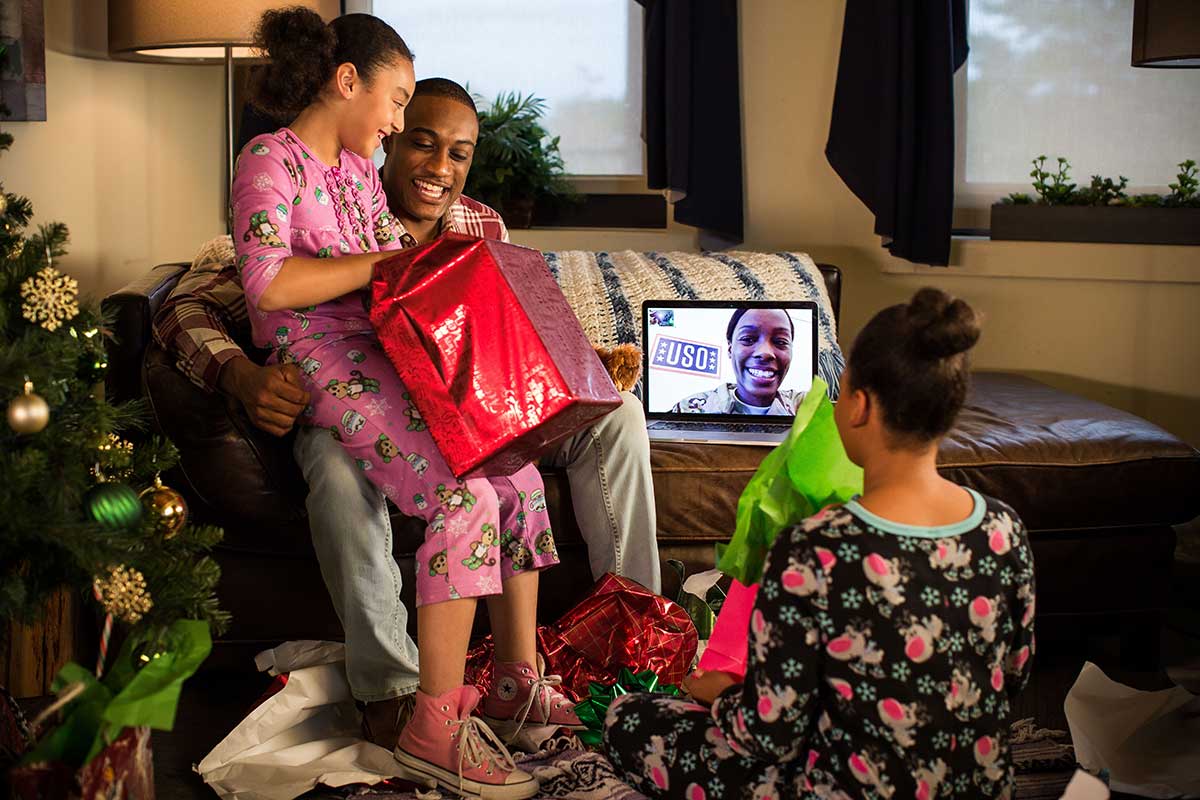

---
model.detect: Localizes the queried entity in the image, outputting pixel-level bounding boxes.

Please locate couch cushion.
[939,372,1200,530]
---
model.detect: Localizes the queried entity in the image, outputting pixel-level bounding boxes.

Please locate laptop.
[642,299,819,446]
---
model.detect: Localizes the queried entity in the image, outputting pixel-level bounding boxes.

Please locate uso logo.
[650,335,721,377]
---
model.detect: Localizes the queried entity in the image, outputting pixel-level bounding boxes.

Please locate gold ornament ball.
[140,476,188,539]
[7,382,50,434]
[0,192,7,216]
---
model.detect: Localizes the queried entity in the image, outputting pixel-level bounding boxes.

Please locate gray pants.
[294,391,660,702]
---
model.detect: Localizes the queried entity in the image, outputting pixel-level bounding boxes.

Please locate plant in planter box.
[465,91,579,229]
[992,156,1200,244]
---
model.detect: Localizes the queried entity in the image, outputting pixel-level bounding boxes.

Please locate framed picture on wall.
[0,0,46,121]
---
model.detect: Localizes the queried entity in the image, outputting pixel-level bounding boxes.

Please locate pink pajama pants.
[285,332,559,606]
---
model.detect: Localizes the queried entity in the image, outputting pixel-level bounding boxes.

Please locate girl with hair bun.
[604,288,1036,800]
[232,9,567,799]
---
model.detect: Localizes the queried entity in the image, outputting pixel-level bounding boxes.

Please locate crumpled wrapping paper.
[1065,661,1200,799]
[466,573,698,702]
[197,641,410,800]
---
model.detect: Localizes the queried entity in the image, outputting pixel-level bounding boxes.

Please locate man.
[152,77,659,748]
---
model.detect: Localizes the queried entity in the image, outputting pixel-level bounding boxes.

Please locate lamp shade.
[108,0,340,62]
[1132,0,1200,67]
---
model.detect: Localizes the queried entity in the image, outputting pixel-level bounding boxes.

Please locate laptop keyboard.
[649,420,788,434]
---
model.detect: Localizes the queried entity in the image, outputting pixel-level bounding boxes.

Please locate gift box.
[371,233,622,478]
[465,573,698,702]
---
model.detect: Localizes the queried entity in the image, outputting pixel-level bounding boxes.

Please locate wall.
[4,0,225,298]
[12,1,1197,445]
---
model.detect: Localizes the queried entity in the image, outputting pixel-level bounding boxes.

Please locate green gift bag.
[715,377,863,586]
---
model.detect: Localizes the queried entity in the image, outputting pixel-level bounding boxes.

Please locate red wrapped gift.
[370,233,622,478]
[465,573,698,701]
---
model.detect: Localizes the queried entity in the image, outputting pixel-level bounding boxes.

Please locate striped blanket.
[545,250,845,399]
[185,238,846,397]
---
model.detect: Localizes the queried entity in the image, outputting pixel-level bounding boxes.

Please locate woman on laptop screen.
[670,307,801,414]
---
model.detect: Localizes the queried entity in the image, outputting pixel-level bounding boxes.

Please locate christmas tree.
[1,44,227,768]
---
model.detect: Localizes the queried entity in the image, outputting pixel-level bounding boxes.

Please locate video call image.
[646,306,814,415]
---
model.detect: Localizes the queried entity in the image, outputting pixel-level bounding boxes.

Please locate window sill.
[881,236,1200,285]
[530,193,667,229]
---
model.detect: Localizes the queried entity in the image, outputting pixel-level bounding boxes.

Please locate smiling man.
[670,307,801,414]
[379,79,504,246]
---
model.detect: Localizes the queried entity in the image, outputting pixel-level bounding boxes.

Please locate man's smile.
[413,178,450,201]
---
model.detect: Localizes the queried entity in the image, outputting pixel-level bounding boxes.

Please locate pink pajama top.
[230,128,404,361]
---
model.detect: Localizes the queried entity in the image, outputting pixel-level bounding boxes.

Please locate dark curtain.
[638,0,743,245]
[825,0,969,266]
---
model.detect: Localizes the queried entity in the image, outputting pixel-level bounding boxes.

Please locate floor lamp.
[107,1,340,230]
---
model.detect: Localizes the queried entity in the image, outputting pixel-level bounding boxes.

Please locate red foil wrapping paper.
[465,573,699,702]
[370,233,622,478]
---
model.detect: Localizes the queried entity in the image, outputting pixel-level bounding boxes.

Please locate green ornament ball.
[84,481,143,531]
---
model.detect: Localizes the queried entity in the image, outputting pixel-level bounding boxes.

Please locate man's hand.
[218,357,310,437]
[682,668,739,706]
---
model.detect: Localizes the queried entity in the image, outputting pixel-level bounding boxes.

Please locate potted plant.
[465,91,578,229]
[990,157,1200,245]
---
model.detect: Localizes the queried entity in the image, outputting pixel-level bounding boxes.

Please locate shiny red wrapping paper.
[464,573,698,702]
[370,233,622,478]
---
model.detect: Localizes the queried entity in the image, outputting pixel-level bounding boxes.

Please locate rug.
[326,720,1077,800]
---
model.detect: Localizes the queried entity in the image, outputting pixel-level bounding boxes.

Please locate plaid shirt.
[152,195,509,393]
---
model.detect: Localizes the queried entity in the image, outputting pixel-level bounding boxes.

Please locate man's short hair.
[413,78,477,114]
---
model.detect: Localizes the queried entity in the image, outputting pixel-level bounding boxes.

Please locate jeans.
[543,392,661,593]
[294,390,659,701]
[295,426,421,702]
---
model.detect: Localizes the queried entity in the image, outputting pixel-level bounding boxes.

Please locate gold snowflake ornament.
[21,266,80,331]
[93,564,154,624]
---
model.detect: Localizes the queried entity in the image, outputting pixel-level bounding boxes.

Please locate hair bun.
[250,7,337,121]
[906,287,981,359]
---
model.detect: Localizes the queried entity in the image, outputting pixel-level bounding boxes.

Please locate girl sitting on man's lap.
[604,288,1035,800]
[233,9,577,799]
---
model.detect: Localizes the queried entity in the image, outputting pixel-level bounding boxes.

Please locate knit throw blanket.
[545,250,845,399]
[188,238,846,396]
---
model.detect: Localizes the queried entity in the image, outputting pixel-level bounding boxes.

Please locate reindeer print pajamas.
[605,490,1035,799]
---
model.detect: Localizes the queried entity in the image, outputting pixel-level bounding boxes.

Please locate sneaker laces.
[510,667,572,738]
[451,714,518,787]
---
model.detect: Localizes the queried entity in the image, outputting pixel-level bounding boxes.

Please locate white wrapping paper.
[1065,661,1200,799]
[197,641,408,800]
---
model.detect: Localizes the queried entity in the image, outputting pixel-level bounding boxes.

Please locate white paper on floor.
[196,641,407,800]
[1064,661,1200,799]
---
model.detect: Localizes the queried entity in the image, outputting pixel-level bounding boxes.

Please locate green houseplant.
[465,91,578,229]
[991,157,1200,245]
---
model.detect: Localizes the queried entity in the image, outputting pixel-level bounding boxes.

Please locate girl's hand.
[683,668,739,705]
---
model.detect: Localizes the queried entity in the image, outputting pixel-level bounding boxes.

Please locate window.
[954,0,1200,228]
[371,0,644,177]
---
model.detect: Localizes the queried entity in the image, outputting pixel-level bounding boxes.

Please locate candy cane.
[92,584,112,676]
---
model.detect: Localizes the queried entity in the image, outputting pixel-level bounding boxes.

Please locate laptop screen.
[642,301,818,417]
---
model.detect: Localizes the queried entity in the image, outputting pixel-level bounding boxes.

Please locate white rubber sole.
[392,747,539,800]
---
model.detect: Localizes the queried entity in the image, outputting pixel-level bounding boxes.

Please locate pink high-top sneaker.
[393,685,537,800]
[482,654,584,745]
